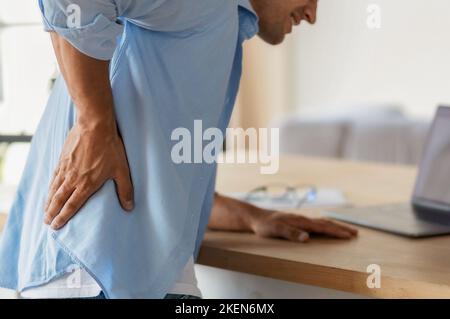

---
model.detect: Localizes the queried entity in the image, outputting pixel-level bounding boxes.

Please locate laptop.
[323,106,450,238]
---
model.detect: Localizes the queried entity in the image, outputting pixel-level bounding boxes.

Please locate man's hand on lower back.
[44,122,134,230]
[44,33,134,230]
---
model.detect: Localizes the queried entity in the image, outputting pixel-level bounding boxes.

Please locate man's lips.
[291,12,302,26]
[286,11,302,34]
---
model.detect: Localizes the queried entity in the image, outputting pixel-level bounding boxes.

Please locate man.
[0,0,356,299]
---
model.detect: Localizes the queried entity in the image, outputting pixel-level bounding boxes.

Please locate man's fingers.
[114,167,134,211]
[336,221,359,235]
[284,215,316,229]
[272,223,310,243]
[49,165,61,186]
[318,219,358,237]
[50,188,88,230]
[45,167,63,211]
[44,182,75,225]
[308,220,354,239]
[288,216,357,239]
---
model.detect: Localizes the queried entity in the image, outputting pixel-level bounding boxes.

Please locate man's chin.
[258,32,285,45]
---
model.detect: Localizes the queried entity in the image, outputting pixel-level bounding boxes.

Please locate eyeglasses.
[244,183,318,209]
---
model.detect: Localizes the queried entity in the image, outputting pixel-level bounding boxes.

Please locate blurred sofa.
[275,107,431,165]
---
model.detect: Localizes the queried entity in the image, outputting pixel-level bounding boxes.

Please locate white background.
[290,0,450,118]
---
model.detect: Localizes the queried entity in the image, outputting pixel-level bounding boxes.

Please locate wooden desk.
[1,156,449,298]
[197,156,450,298]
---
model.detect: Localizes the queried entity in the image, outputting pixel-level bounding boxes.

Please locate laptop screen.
[414,106,450,207]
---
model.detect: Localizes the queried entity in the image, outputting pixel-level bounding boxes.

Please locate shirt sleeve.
[38,0,124,60]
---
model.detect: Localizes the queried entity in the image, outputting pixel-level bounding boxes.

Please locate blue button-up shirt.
[0,0,258,298]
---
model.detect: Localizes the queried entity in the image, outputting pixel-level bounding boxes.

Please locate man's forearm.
[208,193,271,233]
[50,33,116,131]
[208,193,358,242]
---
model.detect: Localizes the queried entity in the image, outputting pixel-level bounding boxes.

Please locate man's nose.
[304,4,317,24]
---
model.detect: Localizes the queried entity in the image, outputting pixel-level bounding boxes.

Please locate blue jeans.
[79,291,201,299]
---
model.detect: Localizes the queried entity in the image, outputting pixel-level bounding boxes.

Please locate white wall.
[0,0,55,134]
[0,4,50,299]
[290,0,450,119]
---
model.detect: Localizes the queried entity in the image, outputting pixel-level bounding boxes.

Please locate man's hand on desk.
[208,193,358,242]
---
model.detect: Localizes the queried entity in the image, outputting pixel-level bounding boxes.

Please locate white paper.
[225,188,350,210]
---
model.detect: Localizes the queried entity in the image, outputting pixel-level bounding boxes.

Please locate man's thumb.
[114,168,134,212]
[280,225,309,243]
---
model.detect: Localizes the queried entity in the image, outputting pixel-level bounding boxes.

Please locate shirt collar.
[238,0,259,39]
[238,0,257,16]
